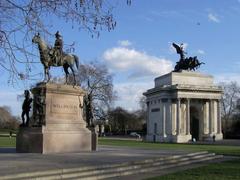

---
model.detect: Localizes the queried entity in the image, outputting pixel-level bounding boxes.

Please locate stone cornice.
[32,82,86,96]
[143,84,222,96]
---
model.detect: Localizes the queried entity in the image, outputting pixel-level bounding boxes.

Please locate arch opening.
[190,106,200,141]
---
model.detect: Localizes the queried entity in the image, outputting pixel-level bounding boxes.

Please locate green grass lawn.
[0,129,17,147]
[0,136,16,147]
[99,138,240,180]
[1,136,240,156]
[147,159,240,180]
[99,138,240,156]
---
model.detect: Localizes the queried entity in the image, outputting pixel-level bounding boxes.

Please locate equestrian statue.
[172,43,205,72]
[32,31,79,84]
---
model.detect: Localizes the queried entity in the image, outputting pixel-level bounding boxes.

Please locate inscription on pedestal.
[51,100,78,115]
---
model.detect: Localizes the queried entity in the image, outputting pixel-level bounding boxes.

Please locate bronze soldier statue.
[53,31,63,66]
[84,93,94,127]
[21,90,32,127]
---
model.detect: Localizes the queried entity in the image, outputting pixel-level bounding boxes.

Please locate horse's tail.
[73,55,79,69]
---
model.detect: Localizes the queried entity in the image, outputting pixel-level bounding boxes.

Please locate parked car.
[130,132,141,138]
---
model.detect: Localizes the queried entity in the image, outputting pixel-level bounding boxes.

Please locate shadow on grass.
[147,159,240,180]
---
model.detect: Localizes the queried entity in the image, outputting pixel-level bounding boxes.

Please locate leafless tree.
[108,107,144,135]
[77,61,115,122]
[220,81,240,133]
[0,106,20,130]
[0,0,131,84]
[139,95,147,113]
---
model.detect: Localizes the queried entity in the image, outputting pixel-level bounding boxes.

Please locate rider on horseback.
[53,31,63,66]
[32,32,79,84]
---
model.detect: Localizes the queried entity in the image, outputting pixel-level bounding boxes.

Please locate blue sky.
[1,0,240,116]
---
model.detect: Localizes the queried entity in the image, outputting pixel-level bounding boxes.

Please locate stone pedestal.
[89,127,98,151]
[16,83,96,153]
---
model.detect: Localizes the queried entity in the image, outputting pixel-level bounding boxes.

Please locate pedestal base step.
[16,127,94,153]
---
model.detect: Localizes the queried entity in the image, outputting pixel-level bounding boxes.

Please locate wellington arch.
[143,71,223,143]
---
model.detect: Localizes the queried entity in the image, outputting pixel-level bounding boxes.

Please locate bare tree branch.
[0,0,131,85]
[220,81,240,133]
[76,61,115,121]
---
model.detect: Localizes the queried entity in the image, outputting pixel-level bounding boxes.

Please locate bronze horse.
[172,43,205,72]
[174,55,205,72]
[32,33,79,84]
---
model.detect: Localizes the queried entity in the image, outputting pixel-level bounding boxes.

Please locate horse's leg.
[63,64,69,84]
[69,65,76,85]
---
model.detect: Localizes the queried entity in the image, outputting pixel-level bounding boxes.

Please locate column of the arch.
[158,99,163,142]
[176,98,181,135]
[171,100,177,136]
[216,99,223,140]
[146,101,154,142]
[146,101,150,135]
[217,100,222,134]
[209,99,213,135]
[166,99,172,138]
[204,100,209,135]
[162,100,166,138]
[186,99,190,135]
[213,100,218,134]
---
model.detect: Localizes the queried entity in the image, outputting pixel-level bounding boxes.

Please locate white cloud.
[103,47,173,79]
[214,73,240,84]
[208,13,220,23]
[197,49,205,55]
[114,82,153,111]
[118,40,132,47]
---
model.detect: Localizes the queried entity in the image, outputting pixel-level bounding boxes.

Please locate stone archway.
[190,106,200,141]
[144,71,223,143]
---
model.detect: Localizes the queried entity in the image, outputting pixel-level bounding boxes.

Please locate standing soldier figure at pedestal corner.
[21,90,32,127]
[53,31,63,66]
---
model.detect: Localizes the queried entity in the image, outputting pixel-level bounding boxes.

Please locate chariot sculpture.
[172,43,205,72]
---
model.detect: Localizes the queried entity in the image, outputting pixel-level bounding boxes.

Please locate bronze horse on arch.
[172,42,205,72]
[32,33,79,84]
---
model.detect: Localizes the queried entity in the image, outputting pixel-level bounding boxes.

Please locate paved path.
[0,145,192,176]
[194,139,240,146]
[109,156,238,180]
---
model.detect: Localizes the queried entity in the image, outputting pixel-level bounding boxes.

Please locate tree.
[220,81,240,135]
[0,106,20,130]
[138,95,147,120]
[76,61,115,124]
[108,107,130,134]
[108,107,145,135]
[0,0,131,84]
[136,95,147,133]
